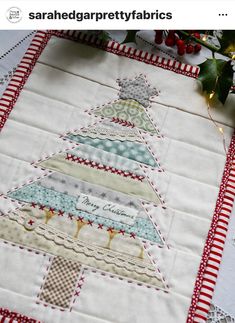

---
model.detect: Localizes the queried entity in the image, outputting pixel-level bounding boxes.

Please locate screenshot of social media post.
[0,1,234,323]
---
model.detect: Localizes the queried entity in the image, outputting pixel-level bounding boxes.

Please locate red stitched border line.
[0,31,51,132]
[0,308,39,323]
[65,153,145,181]
[83,266,169,294]
[187,133,235,323]
[52,30,200,78]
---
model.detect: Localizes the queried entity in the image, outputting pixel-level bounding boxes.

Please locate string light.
[232,54,235,59]
[207,99,227,154]
[202,35,208,42]
[209,91,215,99]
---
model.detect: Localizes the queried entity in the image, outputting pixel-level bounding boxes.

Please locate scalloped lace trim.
[7,212,163,283]
[78,125,141,142]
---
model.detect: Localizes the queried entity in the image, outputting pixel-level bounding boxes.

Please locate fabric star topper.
[118,75,158,107]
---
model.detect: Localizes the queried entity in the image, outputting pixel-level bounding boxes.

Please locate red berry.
[186,44,194,54]
[155,31,163,44]
[168,30,175,36]
[165,37,175,47]
[176,39,185,47]
[194,44,202,53]
[194,32,201,39]
[178,47,185,56]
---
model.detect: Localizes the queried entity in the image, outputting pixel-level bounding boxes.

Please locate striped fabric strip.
[0,308,39,322]
[53,30,200,79]
[187,133,235,322]
[0,31,51,131]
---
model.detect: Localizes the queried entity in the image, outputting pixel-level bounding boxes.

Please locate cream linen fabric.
[0,36,234,322]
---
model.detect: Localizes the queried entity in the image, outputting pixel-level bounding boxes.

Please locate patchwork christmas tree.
[8,74,167,292]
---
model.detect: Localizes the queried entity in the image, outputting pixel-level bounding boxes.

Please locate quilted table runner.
[0,30,235,323]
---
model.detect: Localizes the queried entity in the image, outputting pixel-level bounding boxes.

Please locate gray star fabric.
[118,75,157,107]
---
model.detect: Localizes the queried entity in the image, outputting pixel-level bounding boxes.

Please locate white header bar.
[0,0,234,29]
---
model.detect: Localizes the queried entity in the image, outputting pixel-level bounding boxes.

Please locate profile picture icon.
[6,7,22,23]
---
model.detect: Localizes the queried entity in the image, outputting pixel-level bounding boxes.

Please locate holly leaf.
[198,30,214,36]
[218,30,235,57]
[122,30,139,44]
[98,31,111,43]
[198,58,234,104]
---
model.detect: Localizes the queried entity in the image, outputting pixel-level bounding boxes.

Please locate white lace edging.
[207,304,235,323]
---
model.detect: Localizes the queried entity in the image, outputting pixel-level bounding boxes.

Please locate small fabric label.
[77,193,138,225]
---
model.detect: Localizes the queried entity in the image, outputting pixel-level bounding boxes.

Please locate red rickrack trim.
[65,153,145,181]
[52,30,200,79]
[0,31,52,132]
[187,132,235,323]
[0,308,39,323]
[111,117,135,128]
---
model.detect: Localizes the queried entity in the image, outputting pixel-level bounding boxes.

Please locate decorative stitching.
[139,164,165,204]
[82,266,169,294]
[111,117,135,128]
[69,267,86,311]
[36,256,53,299]
[59,114,104,138]
[0,66,17,86]
[29,114,105,167]
[1,239,47,257]
[67,134,158,168]
[38,256,81,309]
[187,133,235,323]
[95,97,158,134]
[136,34,176,60]
[138,130,164,170]
[34,264,169,313]
[142,242,170,290]
[141,201,169,248]
[6,212,164,288]
[35,301,66,312]
[0,31,36,60]
[0,194,26,216]
[5,167,53,195]
[30,140,79,165]
[65,153,145,181]
[11,194,162,243]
